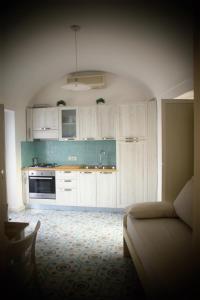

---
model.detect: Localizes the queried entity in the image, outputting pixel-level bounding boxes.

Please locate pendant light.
[62,25,91,91]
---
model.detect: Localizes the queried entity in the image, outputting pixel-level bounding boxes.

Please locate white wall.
[1,2,193,210]
[31,72,152,106]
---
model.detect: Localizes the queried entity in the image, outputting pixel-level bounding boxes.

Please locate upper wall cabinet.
[78,106,98,140]
[117,103,147,140]
[59,107,78,141]
[32,107,59,140]
[97,105,117,140]
[26,103,148,141]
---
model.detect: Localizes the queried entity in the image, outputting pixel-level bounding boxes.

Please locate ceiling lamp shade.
[62,25,91,91]
[62,77,91,91]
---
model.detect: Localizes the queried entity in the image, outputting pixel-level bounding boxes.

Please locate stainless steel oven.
[29,170,56,199]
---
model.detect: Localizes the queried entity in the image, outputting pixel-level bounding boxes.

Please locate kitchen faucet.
[99,150,106,167]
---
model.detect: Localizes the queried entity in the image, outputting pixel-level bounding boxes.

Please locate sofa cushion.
[173,177,193,228]
[126,201,177,219]
[126,215,193,292]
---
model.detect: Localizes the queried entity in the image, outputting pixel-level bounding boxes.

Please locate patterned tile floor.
[9,209,146,300]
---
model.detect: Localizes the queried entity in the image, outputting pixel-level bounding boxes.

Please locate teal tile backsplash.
[21,140,116,167]
[21,142,36,167]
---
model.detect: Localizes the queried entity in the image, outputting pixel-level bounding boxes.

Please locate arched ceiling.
[1,1,193,105]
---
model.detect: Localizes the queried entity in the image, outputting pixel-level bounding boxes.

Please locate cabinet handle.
[102,137,114,140]
[29,177,53,180]
[64,171,71,173]
[81,172,92,174]
[67,138,75,140]
[125,137,139,142]
[64,180,72,182]
[28,128,31,139]
[100,172,112,174]
[40,127,51,130]
[83,137,95,141]
[64,188,72,191]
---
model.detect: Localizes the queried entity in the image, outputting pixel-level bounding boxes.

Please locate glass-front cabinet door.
[59,107,78,140]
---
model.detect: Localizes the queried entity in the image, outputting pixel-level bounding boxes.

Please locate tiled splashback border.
[21,140,116,167]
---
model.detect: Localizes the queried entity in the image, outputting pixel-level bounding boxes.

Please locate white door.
[78,172,96,207]
[118,103,147,139]
[96,172,117,208]
[0,104,8,271]
[0,105,7,221]
[117,141,147,208]
[26,108,33,141]
[78,106,97,140]
[97,105,117,139]
[5,110,18,211]
[22,170,29,205]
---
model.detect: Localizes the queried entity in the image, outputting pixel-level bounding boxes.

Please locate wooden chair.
[5,220,41,298]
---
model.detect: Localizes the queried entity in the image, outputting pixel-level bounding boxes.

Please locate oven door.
[29,175,56,199]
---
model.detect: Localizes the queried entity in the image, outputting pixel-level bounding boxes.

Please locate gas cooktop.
[30,163,59,168]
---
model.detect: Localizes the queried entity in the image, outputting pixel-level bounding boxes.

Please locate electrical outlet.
[68,156,77,161]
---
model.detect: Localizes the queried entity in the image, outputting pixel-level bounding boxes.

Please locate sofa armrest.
[125,201,177,219]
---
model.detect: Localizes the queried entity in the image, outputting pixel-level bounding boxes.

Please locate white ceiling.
[1,1,193,104]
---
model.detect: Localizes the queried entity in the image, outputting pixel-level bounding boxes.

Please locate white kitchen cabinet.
[32,107,59,139]
[21,170,29,204]
[96,172,117,208]
[78,106,98,140]
[117,140,147,208]
[56,171,77,206]
[117,103,147,139]
[78,171,96,207]
[97,105,117,140]
[59,107,79,140]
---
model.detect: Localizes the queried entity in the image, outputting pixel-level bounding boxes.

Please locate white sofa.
[123,177,196,298]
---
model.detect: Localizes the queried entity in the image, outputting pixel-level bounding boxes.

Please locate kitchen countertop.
[23,165,117,172]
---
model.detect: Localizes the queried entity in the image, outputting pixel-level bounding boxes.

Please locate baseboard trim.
[8,204,25,213]
[26,203,124,213]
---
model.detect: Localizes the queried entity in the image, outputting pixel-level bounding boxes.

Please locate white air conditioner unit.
[66,73,105,89]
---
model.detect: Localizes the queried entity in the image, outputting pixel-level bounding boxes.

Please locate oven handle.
[29,177,54,180]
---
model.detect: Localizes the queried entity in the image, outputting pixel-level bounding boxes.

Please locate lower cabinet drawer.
[56,171,77,180]
[56,179,76,189]
[56,188,77,206]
